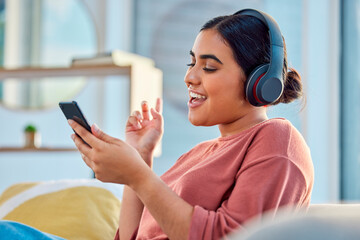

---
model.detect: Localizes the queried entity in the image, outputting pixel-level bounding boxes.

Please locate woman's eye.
[186,63,216,72]
[203,67,217,72]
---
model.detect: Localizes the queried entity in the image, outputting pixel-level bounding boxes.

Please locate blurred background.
[0,0,358,204]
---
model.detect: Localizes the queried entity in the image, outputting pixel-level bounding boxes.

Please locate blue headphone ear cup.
[246,64,269,106]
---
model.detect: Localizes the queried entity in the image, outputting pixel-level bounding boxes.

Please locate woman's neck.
[218,108,268,137]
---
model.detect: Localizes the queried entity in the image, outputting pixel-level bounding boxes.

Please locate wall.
[302,0,340,202]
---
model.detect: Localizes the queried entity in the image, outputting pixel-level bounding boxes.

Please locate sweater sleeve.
[188,156,308,240]
[114,229,119,240]
[113,227,138,240]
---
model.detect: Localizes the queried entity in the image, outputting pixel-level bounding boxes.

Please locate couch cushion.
[0,179,123,240]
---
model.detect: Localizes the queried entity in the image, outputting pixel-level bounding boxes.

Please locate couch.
[1,179,359,240]
[230,203,360,240]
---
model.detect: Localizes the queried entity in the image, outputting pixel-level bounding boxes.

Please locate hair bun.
[277,68,302,104]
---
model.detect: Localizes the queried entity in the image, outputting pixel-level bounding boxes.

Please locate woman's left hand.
[68,120,150,185]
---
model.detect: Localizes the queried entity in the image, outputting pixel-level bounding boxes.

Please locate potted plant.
[24,124,41,148]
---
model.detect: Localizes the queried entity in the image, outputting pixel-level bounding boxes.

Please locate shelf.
[0,147,77,152]
[0,63,162,114]
[0,60,163,156]
[0,64,131,78]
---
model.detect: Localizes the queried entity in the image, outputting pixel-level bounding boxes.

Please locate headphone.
[234,9,284,106]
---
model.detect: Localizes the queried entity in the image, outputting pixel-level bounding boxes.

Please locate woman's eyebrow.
[189,50,223,64]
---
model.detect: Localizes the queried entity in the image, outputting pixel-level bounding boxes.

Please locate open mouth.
[189,91,207,105]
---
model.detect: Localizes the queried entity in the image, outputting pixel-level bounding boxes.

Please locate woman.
[69,9,314,240]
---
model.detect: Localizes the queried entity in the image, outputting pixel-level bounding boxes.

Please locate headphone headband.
[234,9,283,48]
[234,9,285,106]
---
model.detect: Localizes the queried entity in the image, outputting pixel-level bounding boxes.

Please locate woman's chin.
[188,114,202,126]
[188,114,213,127]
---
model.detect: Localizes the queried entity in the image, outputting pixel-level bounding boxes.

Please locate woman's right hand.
[125,98,163,166]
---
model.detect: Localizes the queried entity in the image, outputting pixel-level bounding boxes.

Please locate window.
[0,0,97,110]
[0,0,5,99]
[341,0,360,200]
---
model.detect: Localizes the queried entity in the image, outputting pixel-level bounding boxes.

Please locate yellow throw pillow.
[0,179,123,240]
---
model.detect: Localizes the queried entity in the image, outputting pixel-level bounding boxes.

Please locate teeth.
[190,92,206,99]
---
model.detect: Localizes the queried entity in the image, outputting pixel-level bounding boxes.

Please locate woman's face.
[184,29,253,126]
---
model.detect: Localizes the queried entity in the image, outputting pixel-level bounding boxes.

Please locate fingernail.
[68,119,74,125]
[71,134,75,140]
[93,123,101,134]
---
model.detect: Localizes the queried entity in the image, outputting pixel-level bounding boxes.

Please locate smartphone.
[59,101,92,145]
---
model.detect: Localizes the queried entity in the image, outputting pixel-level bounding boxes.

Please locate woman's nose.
[184,67,201,87]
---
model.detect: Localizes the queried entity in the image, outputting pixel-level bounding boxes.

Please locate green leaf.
[24,124,37,132]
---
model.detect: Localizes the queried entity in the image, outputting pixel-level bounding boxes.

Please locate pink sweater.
[116,118,314,240]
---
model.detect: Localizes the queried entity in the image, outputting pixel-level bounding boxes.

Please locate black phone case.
[59,101,92,145]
